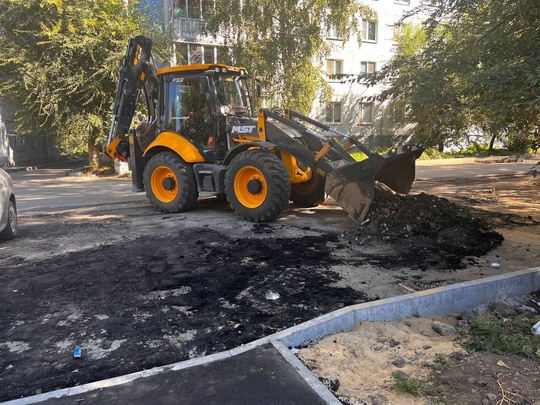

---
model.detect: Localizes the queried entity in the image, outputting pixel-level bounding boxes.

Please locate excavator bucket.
[325,144,424,222]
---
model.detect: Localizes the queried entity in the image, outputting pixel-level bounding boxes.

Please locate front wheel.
[143,152,198,213]
[290,173,326,207]
[0,199,17,240]
[225,150,291,222]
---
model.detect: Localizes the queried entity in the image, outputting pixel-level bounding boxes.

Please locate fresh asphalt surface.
[29,344,330,405]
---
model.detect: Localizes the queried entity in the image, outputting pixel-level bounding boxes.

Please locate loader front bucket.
[325,144,424,222]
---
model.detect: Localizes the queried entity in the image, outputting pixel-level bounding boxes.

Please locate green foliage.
[349,150,369,161]
[418,144,513,160]
[467,314,540,359]
[416,147,451,160]
[0,0,169,162]
[56,113,104,156]
[371,0,540,149]
[205,0,374,113]
[391,372,426,397]
[503,131,537,155]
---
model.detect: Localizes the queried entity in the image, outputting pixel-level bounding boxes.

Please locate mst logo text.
[231,125,256,134]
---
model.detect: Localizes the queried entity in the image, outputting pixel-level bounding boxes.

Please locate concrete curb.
[4,267,540,405]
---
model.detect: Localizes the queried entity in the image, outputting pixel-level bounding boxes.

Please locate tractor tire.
[225,150,291,222]
[0,199,17,240]
[290,173,326,207]
[143,151,198,213]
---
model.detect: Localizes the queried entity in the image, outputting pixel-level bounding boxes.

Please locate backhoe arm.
[104,36,154,161]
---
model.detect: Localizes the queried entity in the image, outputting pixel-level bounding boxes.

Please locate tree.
[368,0,540,151]
[205,0,374,114]
[0,0,168,167]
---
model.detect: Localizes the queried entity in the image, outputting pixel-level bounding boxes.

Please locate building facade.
[313,0,425,148]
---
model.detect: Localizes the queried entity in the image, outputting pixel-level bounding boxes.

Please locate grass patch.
[467,314,540,359]
[418,144,513,160]
[391,372,427,396]
[348,143,518,162]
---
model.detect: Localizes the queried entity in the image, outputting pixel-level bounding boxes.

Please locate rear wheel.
[0,199,17,240]
[143,152,198,213]
[225,150,291,222]
[290,173,326,207]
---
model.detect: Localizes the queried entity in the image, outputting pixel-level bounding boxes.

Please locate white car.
[0,165,17,240]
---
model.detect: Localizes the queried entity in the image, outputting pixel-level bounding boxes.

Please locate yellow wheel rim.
[234,166,267,208]
[151,165,178,203]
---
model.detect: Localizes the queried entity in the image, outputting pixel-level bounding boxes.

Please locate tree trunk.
[88,142,100,168]
[488,133,497,150]
[437,142,444,152]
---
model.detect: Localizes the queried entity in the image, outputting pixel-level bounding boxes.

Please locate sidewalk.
[21,343,333,405]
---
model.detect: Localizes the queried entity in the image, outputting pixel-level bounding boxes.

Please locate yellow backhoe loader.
[104,36,424,222]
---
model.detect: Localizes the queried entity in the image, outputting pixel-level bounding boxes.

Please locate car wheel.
[0,199,17,240]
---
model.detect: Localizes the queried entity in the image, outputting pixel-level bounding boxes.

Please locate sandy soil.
[0,165,539,402]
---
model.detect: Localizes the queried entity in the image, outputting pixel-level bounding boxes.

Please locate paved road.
[415,160,535,179]
[7,160,537,213]
[9,169,146,213]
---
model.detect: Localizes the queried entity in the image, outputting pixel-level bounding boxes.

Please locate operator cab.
[155,64,257,162]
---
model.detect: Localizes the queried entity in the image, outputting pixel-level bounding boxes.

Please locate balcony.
[174,17,228,45]
[173,17,205,40]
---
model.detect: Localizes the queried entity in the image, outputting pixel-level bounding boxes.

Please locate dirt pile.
[340,193,504,270]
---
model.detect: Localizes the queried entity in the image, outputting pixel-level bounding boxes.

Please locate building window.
[203,46,214,63]
[187,0,201,18]
[175,42,188,64]
[326,25,343,40]
[190,44,203,64]
[361,20,377,42]
[201,0,212,19]
[360,61,376,74]
[395,0,411,4]
[326,59,343,78]
[359,102,374,123]
[325,102,342,123]
[216,47,227,63]
[174,0,207,19]
[174,0,186,17]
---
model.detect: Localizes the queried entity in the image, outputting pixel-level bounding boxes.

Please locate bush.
[504,132,536,155]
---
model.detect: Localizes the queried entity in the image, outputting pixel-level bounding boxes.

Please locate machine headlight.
[220,105,231,115]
